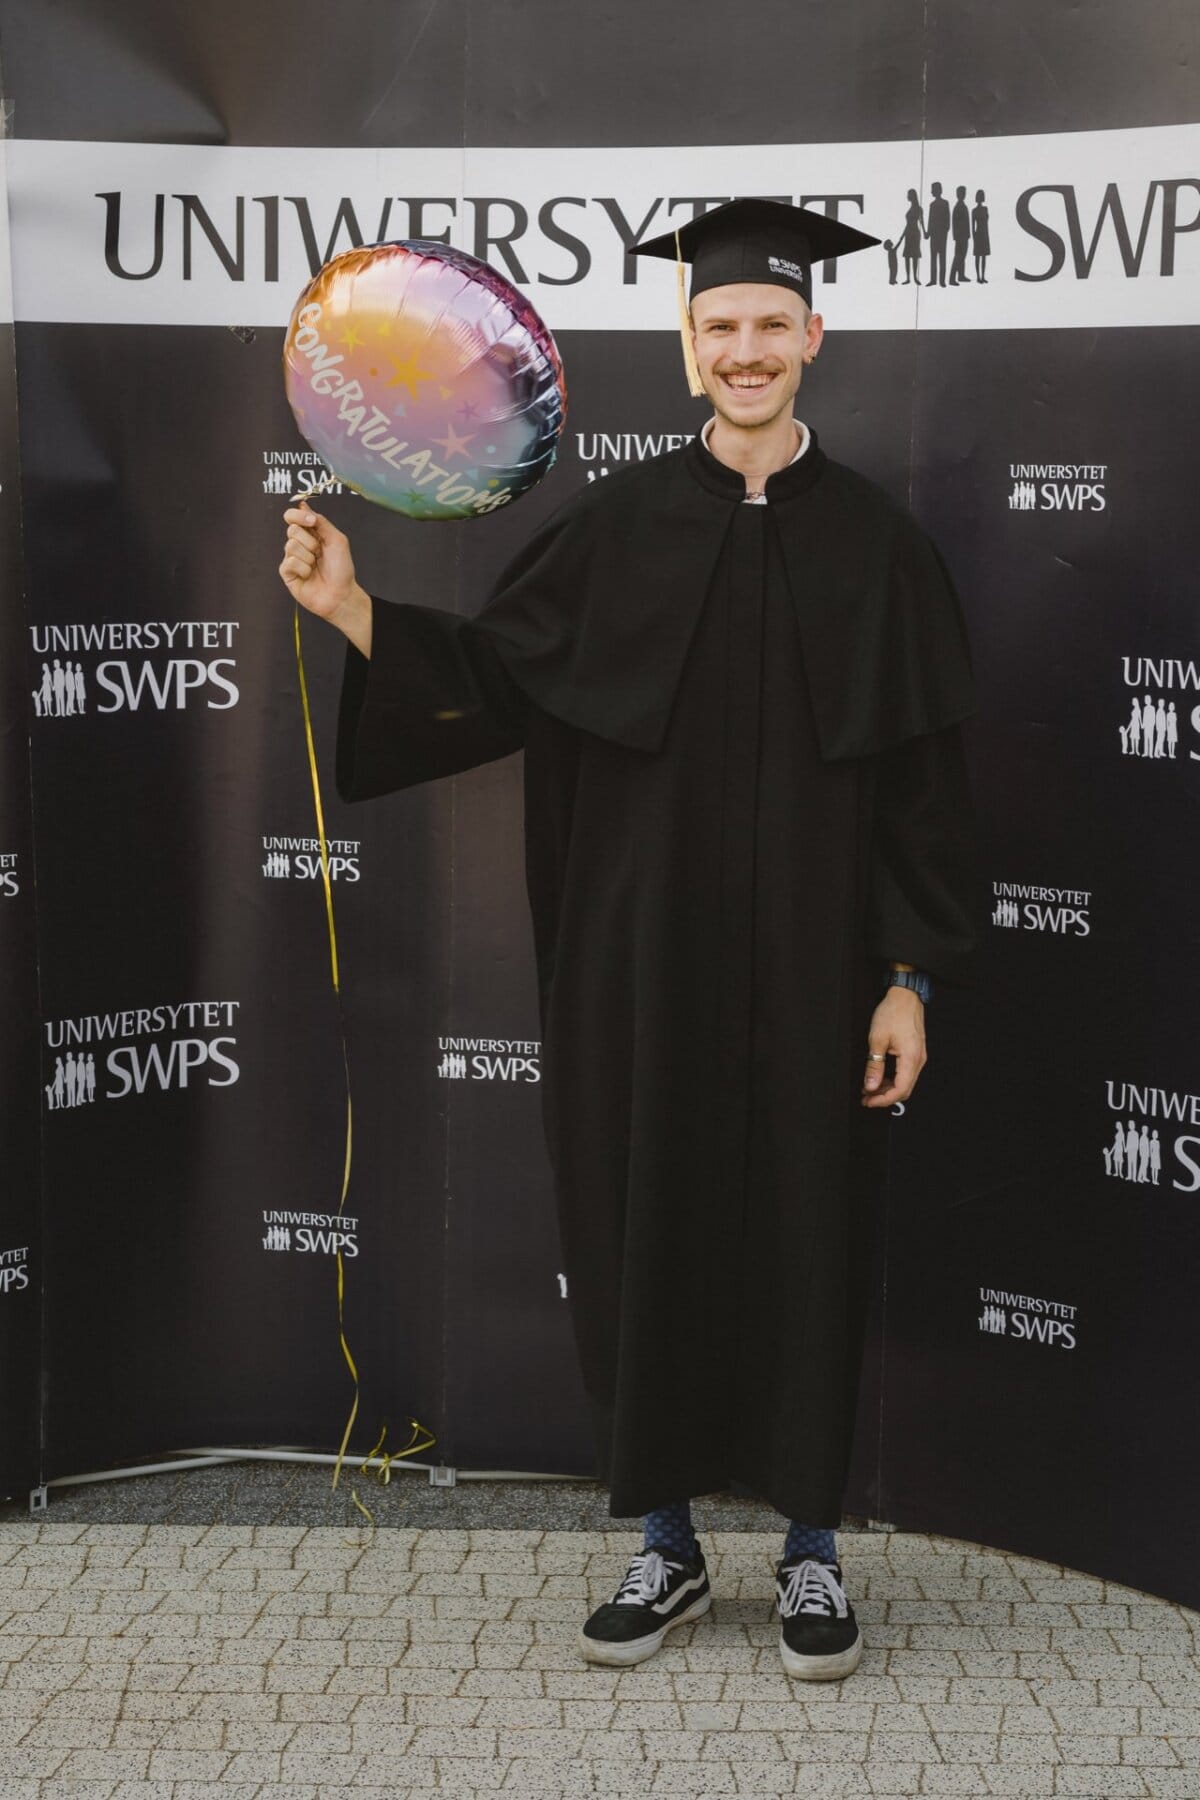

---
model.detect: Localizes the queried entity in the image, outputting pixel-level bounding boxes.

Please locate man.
[278,198,983,1682]
[950,184,973,285]
[925,180,950,286]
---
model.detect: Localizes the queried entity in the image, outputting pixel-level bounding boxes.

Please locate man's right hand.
[279,506,372,655]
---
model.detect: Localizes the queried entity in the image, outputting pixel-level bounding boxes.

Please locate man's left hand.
[861,988,927,1107]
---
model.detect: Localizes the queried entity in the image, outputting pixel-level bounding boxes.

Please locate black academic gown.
[335,426,985,1525]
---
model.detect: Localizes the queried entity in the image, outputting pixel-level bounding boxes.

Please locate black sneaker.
[578,1543,711,1666]
[774,1556,863,1679]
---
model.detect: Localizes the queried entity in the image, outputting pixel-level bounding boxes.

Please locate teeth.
[725,374,774,388]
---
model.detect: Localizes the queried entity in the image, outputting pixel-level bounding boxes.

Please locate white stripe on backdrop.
[5,123,1200,328]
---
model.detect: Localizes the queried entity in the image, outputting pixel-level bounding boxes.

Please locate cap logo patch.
[767,255,806,281]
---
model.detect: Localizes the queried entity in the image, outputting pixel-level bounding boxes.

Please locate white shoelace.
[776,1558,849,1619]
[613,1549,682,1606]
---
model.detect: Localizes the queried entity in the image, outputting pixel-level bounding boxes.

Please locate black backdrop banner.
[1,0,1197,1610]
[0,115,39,1501]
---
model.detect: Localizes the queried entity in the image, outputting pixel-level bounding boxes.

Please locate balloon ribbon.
[289,530,436,1524]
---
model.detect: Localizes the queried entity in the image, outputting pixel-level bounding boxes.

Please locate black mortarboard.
[631,197,881,395]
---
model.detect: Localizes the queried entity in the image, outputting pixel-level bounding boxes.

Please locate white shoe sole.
[779,1622,863,1680]
[577,1587,712,1666]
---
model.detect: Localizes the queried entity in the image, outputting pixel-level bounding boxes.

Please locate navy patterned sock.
[643,1499,700,1561]
[782,1519,838,1566]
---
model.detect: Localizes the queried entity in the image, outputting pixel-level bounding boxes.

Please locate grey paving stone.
[0,1494,1193,1800]
[501,1759,606,1793]
[1119,1733,1180,1765]
[55,1751,150,1780]
[1053,1768,1151,1795]
[171,1786,260,1800]
[1132,1775,1200,1798]
[221,1720,298,1749]
[917,1770,990,1795]
[34,1784,126,1800]
[978,1768,1056,1795]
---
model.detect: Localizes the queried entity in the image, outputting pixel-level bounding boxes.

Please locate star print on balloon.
[283,240,568,521]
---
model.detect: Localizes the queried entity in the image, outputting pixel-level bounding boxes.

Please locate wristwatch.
[887,968,933,1005]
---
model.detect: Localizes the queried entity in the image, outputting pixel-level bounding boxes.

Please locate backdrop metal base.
[28,1446,596,1513]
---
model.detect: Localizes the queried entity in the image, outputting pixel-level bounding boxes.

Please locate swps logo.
[30,621,240,717]
[1103,1077,1200,1190]
[575,429,696,483]
[44,999,241,1109]
[262,835,361,882]
[0,1247,29,1296]
[1006,461,1107,511]
[978,1286,1078,1348]
[1119,657,1200,761]
[991,880,1091,936]
[262,1211,359,1256]
[262,448,346,498]
[437,1036,541,1082]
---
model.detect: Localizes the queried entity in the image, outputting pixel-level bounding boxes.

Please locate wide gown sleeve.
[862,719,985,989]
[335,593,530,801]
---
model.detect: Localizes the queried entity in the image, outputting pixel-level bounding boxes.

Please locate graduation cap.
[631,197,881,397]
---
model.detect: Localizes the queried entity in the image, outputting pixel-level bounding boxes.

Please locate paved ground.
[0,1470,1197,1798]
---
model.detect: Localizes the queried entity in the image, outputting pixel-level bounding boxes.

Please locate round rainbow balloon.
[282,240,567,521]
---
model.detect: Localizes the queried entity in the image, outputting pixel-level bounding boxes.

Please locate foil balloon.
[282,240,567,521]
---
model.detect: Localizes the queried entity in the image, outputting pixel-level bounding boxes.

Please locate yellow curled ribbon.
[289,483,437,1524]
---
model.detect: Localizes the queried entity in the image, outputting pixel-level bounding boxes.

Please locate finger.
[286,525,320,554]
[861,1059,892,1103]
[861,1029,892,1092]
[861,1060,898,1105]
[283,541,316,570]
[865,1047,922,1107]
[283,506,321,528]
[280,553,314,583]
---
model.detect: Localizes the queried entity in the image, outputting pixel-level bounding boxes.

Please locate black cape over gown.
[334,425,985,1525]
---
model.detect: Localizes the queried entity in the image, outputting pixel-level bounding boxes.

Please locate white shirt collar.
[700,416,809,501]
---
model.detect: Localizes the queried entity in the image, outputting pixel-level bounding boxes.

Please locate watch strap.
[887,968,933,1004]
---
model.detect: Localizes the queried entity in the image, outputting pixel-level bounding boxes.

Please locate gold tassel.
[675,227,706,398]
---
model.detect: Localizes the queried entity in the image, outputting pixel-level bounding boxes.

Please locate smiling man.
[280,197,984,1685]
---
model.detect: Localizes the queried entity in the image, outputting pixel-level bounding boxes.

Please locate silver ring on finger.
[867,1052,886,1061]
